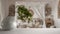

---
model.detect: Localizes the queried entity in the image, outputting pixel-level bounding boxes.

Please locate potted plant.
[17,5,33,22]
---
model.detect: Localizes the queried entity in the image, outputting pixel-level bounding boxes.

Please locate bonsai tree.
[17,5,33,22]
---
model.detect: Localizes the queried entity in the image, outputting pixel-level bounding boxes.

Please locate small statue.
[45,4,52,16]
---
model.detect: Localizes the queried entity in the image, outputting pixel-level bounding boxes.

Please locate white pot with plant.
[16,5,34,28]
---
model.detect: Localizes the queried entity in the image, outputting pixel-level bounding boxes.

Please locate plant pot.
[1,16,17,31]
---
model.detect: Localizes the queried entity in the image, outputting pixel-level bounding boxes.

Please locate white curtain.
[0,0,2,28]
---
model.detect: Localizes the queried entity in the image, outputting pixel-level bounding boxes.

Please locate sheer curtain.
[0,0,2,28]
[0,0,1,22]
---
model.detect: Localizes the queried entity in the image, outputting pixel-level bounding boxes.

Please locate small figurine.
[45,4,52,16]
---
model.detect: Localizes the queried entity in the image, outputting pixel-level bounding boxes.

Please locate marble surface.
[0,28,60,34]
